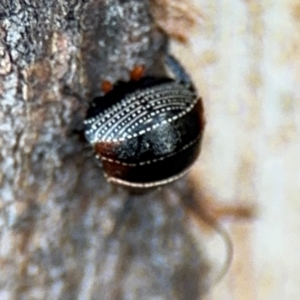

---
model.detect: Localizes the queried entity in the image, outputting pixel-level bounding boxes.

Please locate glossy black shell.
[84,60,205,188]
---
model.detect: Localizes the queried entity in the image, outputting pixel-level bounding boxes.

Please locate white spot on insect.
[85,81,199,143]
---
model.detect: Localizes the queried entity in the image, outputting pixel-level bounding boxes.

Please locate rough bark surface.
[0,1,220,299]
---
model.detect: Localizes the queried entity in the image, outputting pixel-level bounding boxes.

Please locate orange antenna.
[130,65,145,81]
[101,80,113,94]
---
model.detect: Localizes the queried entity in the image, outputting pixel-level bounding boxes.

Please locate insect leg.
[165,55,193,85]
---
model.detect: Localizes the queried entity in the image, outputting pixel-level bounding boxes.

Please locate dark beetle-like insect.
[84,56,205,188]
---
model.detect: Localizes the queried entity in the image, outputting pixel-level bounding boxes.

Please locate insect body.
[84,56,205,188]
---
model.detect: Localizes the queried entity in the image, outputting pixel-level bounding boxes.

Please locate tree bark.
[0,1,220,299]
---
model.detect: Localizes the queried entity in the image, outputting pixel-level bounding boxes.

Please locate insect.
[84,55,205,188]
[82,55,254,295]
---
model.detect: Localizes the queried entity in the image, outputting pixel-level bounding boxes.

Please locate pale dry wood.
[171,1,300,299]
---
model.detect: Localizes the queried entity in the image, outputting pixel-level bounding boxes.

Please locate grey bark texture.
[0,1,221,299]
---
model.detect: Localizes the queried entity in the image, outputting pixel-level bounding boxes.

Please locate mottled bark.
[0,1,221,299]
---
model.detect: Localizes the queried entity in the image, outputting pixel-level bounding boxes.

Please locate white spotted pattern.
[84,81,198,144]
[100,134,200,167]
[105,167,191,188]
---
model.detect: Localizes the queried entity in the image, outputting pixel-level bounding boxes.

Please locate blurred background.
[1,1,299,299]
[164,0,300,299]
